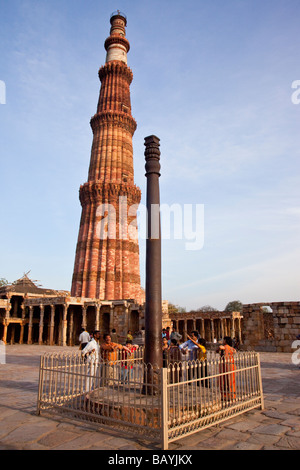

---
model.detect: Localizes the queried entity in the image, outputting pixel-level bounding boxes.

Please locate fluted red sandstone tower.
[71,12,143,302]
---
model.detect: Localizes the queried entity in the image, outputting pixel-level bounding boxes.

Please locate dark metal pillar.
[144,135,162,368]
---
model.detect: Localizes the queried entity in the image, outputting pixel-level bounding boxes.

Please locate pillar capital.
[144,135,161,176]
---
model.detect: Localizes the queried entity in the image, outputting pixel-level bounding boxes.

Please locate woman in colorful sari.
[186,335,209,387]
[217,336,236,401]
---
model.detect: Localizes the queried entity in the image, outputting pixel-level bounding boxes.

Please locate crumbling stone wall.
[242,302,300,352]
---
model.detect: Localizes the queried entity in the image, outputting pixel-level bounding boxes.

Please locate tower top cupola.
[105,11,130,65]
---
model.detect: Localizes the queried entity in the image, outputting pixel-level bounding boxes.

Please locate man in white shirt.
[82,330,101,391]
[179,331,201,382]
[179,331,200,361]
[79,328,90,350]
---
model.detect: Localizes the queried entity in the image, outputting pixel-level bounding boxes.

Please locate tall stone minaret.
[71,12,143,302]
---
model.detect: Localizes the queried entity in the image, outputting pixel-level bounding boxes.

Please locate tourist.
[168,339,182,383]
[100,334,130,386]
[198,338,209,387]
[217,336,236,401]
[120,339,139,384]
[81,330,101,391]
[186,335,209,387]
[170,328,182,343]
[110,328,118,343]
[233,336,240,350]
[165,327,170,340]
[179,331,200,382]
[79,327,90,350]
[126,330,133,342]
[179,331,200,361]
[162,336,169,367]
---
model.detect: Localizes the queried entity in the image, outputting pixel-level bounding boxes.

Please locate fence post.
[256,353,265,410]
[37,354,44,415]
[161,367,168,450]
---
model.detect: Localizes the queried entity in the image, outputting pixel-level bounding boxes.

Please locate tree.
[224,300,243,313]
[168,303,186,315]
[197,305,217,312]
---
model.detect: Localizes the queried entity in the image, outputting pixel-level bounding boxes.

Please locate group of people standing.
[78,328,139,390]
[162,328,207,364]
[161,327,237,398]
[162,329,209,385]
[79,326,237,400]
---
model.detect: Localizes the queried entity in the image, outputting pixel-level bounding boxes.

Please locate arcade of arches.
[0,297,141,346]
[0,277,243,346]
[171,311,243,344]
[1,277,299,352]
[0,276,142,346]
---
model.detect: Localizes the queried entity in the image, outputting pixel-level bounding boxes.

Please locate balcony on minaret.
[105,11,130,65]
[71,12,143,302]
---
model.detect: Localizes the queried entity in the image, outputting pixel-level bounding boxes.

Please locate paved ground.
[0,345,299,451]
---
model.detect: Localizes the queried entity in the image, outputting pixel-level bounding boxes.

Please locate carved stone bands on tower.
[71,13,143,303]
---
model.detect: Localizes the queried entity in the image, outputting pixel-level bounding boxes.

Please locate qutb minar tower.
[71,12,143,303]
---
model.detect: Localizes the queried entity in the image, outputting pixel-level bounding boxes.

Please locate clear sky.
[0,0,299,311]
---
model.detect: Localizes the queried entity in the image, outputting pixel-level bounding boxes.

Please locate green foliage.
[197,305,217,312]
[224,300,243,312]
[0,278,9,287]
[168,303,186,315]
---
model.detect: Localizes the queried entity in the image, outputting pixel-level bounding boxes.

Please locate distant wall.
[242,302,300,352]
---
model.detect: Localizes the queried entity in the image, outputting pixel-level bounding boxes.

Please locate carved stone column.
[125,306,130,336]
[138,307,144,331]
[224,318,228,336]
[109,305,114,332]
[95,304,101,331]
[68,308,74,346]
[220,318,224,340]
[49,305,55,345]
[62,304,68,347]
[184,319,187,342]
[201,318,205,339]
[2,317,9,345]
[216,319,220,341]
[28,306,33,344]
[231,317,235,339]
[19,305,25,344]
[238,317,242,344]
[2,303,11,344]
[38,304,44,345]
[211,319,215,342]
[82,305,87,329]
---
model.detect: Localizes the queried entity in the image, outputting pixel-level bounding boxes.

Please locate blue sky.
[0,0,299,310]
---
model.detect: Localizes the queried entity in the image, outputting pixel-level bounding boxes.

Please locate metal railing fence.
[37,350,264,449]
[162,351,264,448]
[37,348,162,443]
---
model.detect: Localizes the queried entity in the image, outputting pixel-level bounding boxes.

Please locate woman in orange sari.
[217,336,236,401]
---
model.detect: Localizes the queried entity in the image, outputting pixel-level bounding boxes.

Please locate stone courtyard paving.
[0,345,299,451]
